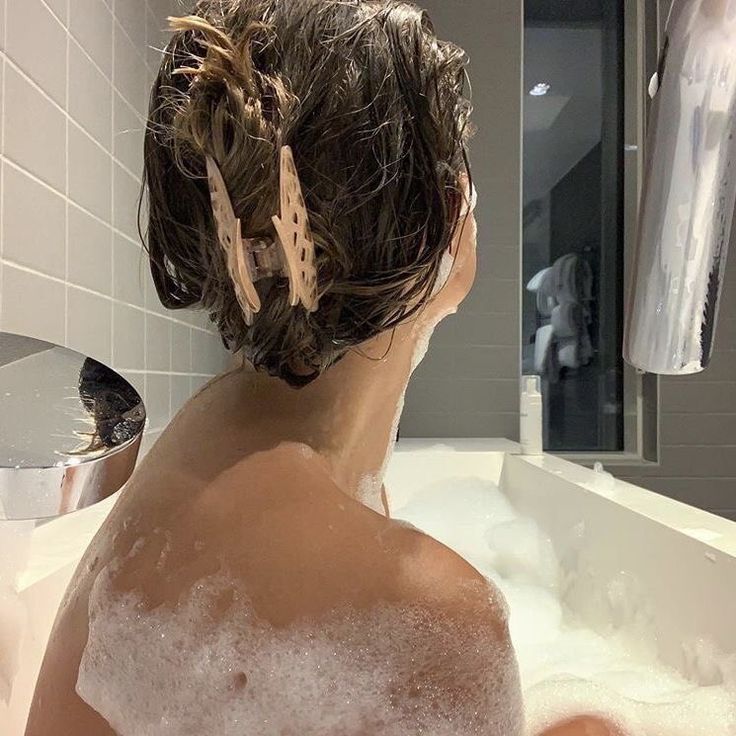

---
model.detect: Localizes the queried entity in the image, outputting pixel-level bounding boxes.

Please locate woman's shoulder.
[28,440,521,735]
[120,440,509,627]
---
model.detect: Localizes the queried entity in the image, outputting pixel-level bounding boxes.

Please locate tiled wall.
[400,0,522,439]
[0,0,230,441]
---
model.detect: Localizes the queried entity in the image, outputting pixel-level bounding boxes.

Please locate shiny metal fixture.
[624,0,736,374]
[0,332,145,521]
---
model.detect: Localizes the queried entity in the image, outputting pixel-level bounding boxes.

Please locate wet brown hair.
[144,0,472,387]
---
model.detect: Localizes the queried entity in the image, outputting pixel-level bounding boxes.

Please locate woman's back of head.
[144,0,471,386]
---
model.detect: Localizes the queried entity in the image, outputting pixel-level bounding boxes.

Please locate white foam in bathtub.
[77,564,523,736]
[75,473,735,735]
[392,477,736,736]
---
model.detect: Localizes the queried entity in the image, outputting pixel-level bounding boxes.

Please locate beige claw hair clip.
[206,145,319,326]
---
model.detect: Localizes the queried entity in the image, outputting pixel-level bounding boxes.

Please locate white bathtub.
[3,439,736,734]
[387,440,736,668]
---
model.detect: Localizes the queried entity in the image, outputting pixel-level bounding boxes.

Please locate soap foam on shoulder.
[77,565,523,736]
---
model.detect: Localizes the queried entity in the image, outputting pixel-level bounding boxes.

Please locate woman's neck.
[225,320,429,513]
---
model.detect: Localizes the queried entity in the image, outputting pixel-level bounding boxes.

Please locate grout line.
[168,325,173,420]
[414,377,521,384]
[0,155,142,246]
[114,87,147,125]
[0,259,215,333]
[44,0,151,93]
[662,412,736,417]
[629,477,736,482]
[68,115,137,179]
[64,0,70,345]
[2,52,143,177]
[110,1,116,365]
[124,369,216,378]
[38,0,67,29]
[662,444,736,449]
[661,379,736,385]
[0,0,6,330]
[68,25,113,88]
[110,3,141,63]
[189,325,194,375]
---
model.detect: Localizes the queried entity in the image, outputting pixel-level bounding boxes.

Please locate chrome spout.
[0,332,146,521]
[624,0,736,374]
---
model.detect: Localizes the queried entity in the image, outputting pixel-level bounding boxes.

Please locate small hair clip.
[206,146,319,326]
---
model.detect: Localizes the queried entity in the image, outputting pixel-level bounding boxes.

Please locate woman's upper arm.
[393,532,525,736]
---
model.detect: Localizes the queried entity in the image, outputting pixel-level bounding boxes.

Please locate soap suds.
[356,314,449,516]
[355,472,386,514]
[76,473,734,735]
[392,476,736,736]
[77,565,523,736]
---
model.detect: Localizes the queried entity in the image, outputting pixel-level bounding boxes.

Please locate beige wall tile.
[113,301,144,369]
[454,379,522,414]
[192,329,227,375]
[66,286,112,363]
[146,313,171,371]
[396,0,523,439]
[0,0,224,445]
[170,374,191,417]
[145,5,167,71]
[113,20,147,114]
[5,0,67,105]
[113,163,142,239]
[113,92,144,177]
[4,65,66,192]
[660,381,736,415]
[171,322,192,373]
[0,265,65,343]
[44,0,68,24]
[454,345,519,380]
[68,205,113,293]
[145,372,171,430]
[112,234,145,306]
[0,0,6,52]
[70,0,114,77]
[69,124,113,221]
[2,164,66,278]
[628,446,736,479]
[69,40,113,150]
[114,0,147,50]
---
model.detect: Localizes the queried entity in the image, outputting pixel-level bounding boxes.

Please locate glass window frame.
[526,0,661,465]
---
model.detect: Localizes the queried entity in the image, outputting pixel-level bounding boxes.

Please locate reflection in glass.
[522,0,625,452]
[0,332,145,520]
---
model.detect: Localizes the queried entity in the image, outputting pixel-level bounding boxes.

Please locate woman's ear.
[449,174,476,256]
[426,175,478,316]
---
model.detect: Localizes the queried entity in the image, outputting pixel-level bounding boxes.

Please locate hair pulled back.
[144,0,472,386]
